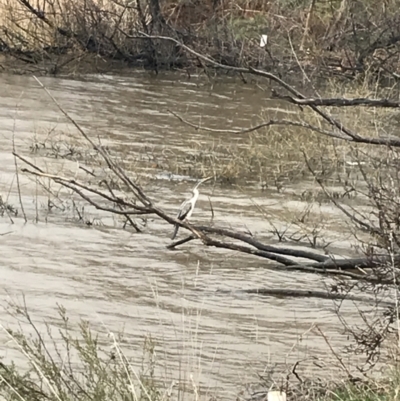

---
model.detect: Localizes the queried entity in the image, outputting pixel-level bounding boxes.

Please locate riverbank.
[1,0,399,80]
[1,302,399,401]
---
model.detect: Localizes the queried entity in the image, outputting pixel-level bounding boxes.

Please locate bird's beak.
[200,176,213,184]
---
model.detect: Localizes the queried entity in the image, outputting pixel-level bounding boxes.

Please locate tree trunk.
[148,0,166,28]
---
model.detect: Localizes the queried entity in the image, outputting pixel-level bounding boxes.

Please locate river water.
[0,72,379,398]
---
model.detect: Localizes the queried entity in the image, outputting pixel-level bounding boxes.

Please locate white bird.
[171,176,213,240]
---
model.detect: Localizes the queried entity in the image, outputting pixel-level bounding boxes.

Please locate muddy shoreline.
[0,53,150,76]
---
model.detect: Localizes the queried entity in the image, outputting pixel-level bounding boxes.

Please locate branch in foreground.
[21,75,400,289]
[32,75,152,207]
[167,235,196,249]
[19,156,400,285]
[17,150,400,284]
[280,259,400,285]
[198,230,399,283]
[302,151,382,237]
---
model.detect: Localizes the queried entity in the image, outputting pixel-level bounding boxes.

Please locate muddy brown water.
[0,72,384,398]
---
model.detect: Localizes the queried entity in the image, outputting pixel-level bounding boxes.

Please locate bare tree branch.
[169,110,349,140]
[32,76,153,206]
[120,32,400,148]
[271,93,400,108]
[242,288,394,307]
[12,69,400,298]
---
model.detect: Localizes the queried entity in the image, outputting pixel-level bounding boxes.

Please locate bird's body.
[171,177,212,240]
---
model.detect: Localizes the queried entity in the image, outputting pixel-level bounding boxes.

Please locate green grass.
[326,380,400,401]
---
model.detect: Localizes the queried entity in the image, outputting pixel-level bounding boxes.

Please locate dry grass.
[163,88,394,189]
[163,126,328,187]
[1,300,400,401]
[0,0,141,49]
[0,302,172,401]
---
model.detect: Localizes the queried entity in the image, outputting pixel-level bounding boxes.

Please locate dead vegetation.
[0,301,168,401]
[1,294,396,401]
[1,0,400,79]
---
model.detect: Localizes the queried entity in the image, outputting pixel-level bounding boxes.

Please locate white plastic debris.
[268,391,286,401]
[260,34,268,48]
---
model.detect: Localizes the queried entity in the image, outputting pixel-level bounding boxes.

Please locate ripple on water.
[0,73,372,398]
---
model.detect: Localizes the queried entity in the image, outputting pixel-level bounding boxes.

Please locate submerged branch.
[169,110,348,140]
[202,236,298,266]
[195,225,329,262]
[241,288,395,307]
[17,149,400,284]
[167,235,196,249]
[271,94,400,108]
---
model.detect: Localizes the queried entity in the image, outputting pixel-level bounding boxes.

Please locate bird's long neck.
[192,188,199,202]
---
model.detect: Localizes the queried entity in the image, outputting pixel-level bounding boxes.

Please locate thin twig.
[169,110,349,140]
[273,96,400,108]
[32,76,152,206]
[12,132,27,223]
[315,325,354,379]
[167,235,196,249]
